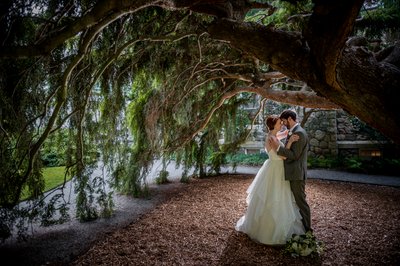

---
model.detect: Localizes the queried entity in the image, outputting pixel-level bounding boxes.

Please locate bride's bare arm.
[265,135,275,152]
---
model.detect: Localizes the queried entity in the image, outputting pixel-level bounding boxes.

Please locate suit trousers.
[290,180,312,232]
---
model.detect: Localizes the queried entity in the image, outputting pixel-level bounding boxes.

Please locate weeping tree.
[0,0,399,240]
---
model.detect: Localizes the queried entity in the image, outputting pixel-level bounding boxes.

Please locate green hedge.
[225,153,400,176]
[226,153,268,166]
[308,156,400,176]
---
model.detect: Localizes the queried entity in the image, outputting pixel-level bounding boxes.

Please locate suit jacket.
[277,124,309,181]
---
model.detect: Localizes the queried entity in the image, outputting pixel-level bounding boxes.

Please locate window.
[359,149,382,157]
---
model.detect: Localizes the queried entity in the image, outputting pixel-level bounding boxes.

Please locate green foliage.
[226,153,269,166]
[1,0,396,241]
[75,168,98,222]
[93,175,114,218]
[41,152,61,167]
[20,166,71,201]
[0,57,50,208]
[359,0,400,41]
[156,170,170,185]
[343,157,364,172]
[246,0,313,31]
[24,160,45,200]
[209,151,226,175]
[193,132,208,178]
[40,129,69,167]
[118,74,155,197]
[225,152,400,176]
[343,157,400,176]
[40,193,70,226]
[176,144,194,183]
[307,156,341,169]
[308,155,400,176]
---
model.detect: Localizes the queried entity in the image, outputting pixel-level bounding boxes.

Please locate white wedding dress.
[235,145,305,245]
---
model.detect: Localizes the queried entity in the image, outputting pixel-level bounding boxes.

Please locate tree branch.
[171,82,338,150]
[245,98,266,140]
[207,18,315,82]
[0,0,157,58]
[304,0,364,87]
[13,15,114,206]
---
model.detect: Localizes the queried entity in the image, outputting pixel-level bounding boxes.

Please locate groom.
[269,110,312,232]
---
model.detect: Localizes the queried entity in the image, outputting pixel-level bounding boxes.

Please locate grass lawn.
[43,166,71,191]
[21,166,71,201]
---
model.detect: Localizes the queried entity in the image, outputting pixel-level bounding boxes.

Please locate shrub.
[308,155,400,176]
[41,151,65,167]
[156,170,170,184]
[226,153,268,166]
[350,157,400,176]
[307,156,341,169]
[208,151,227,174]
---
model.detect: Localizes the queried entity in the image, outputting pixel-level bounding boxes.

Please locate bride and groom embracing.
[235,109,312,245]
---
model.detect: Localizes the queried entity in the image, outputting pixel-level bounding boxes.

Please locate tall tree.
[0,0,399,239]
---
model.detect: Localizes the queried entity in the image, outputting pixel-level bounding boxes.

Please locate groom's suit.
[277,124,311,232]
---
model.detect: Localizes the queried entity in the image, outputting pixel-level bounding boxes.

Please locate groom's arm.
[277,132,307,161]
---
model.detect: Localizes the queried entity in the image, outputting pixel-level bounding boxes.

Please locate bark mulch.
[73,174,400,265]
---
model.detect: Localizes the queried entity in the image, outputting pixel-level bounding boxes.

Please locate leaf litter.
[73,174,400,265]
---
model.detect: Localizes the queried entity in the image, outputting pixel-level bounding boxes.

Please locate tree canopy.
[0,0,399,239]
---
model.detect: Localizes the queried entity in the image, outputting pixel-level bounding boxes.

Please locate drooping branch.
[0,0,278,58]
[245,97,266,140]
[53,31,198,137]
[224,86,339,109]
[177,58,338,110]
[171,81,338,150]
[11,15,118,206]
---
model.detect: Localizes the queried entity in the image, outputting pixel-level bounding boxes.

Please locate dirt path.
[72,175,400,266]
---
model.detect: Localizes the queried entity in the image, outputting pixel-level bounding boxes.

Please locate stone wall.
[335,110,394,158]
[240,108,397,159]
[305,109,394,158]
[336,110,388,141]
[303,110,337,158]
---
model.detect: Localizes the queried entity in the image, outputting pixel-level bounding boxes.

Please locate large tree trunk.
[206,1,400,144]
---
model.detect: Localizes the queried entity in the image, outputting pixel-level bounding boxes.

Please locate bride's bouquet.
[283,231,324,257]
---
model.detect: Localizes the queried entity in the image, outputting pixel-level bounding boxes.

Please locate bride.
[235,115,305,245]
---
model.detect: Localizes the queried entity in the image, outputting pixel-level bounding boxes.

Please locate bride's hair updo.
[266,115,279,131]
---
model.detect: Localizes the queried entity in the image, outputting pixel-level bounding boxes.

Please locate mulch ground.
[73,174,400,265]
